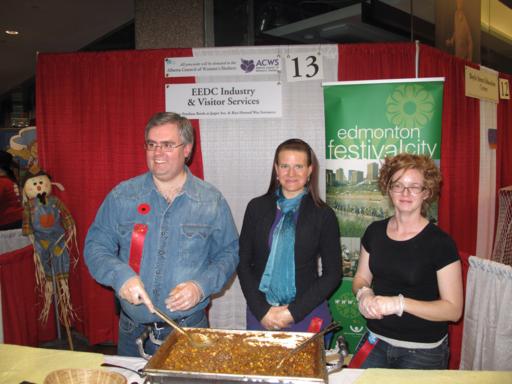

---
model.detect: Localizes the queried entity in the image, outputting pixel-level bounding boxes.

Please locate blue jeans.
[117,309,208,357]
[355,332,449,369]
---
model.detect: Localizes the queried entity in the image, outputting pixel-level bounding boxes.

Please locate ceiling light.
[5,30,20,35]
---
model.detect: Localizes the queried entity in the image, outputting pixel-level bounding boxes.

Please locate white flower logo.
[386,84,435,128]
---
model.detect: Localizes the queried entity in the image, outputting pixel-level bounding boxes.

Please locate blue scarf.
[259,188,306,305]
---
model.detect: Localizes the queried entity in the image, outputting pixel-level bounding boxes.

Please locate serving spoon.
[275,321,341,369]
[153,306,214,349]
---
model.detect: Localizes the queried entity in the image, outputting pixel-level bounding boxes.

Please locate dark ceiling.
[0,0,134,98]
[1,0,511,128]
[0,0,437,101]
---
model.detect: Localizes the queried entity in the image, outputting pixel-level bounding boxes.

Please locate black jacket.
[237,193,342,323]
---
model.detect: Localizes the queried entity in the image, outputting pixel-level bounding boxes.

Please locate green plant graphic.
[386,84,435,128]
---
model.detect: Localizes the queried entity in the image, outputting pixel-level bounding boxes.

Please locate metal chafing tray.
[142,328,329,383]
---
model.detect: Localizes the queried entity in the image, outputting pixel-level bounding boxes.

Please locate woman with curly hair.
[351,153,463,369]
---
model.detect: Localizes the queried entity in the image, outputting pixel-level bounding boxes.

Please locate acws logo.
[240,59,255,73]
[256,58,279,67]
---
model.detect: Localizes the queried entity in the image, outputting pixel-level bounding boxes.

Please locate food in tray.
[160,330,321,377]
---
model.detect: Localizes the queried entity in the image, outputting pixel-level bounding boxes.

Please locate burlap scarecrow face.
[23,173,52,203]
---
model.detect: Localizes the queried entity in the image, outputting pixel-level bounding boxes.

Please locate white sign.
[465,66,499,102]
[165,56,281,77]
[165,81,282,119]
[285,53,324,82]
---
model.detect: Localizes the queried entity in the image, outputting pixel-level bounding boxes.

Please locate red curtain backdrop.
[418,45,480,256]
[497,73,512,191]
[447,251,470,370]
[338,43,480,369]
[34,43,510,350]
[338,42,417,80]
[36,48,202,344]
[0,245,56,345]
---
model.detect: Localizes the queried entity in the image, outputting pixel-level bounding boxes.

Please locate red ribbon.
[307,317,324,333]
[348,337,378,368]
[129,223,148,274]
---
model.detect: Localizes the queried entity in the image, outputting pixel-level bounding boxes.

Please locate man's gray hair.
[144,112,195,147]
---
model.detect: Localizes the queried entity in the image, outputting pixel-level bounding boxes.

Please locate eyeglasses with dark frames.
[389,182,426,195]
[144,141,185,152]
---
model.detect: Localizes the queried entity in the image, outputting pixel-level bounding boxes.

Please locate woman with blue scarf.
[238,139,342,332]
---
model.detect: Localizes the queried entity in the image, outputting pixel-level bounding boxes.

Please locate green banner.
[328,277,366,353]
[325,80,443,161]
[323,79,444,350]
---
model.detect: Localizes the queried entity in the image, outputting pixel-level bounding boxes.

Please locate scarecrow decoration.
[22,170,77,349]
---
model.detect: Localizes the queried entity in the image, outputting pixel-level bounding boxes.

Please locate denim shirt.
[84,167,239,324]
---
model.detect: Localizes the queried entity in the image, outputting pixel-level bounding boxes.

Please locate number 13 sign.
[285,53,324,83]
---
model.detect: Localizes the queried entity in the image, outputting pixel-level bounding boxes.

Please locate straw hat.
[43,369,126,384]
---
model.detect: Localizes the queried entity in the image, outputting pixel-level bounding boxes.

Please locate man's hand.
[119,276,154,313]
[166,281,203,312]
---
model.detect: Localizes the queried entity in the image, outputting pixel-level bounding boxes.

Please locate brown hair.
[378,153,441,217]
[266,138,325,207]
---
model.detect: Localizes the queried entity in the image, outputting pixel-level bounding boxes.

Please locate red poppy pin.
[137,203,151,215]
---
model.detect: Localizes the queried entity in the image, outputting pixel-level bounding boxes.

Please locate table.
[0,344,103,383]
[1,344,510,384]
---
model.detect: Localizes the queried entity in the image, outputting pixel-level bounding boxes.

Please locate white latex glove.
[166,281,204,312]
[356,286,382,319]
[119,276,154,313]
[373,295,404,317]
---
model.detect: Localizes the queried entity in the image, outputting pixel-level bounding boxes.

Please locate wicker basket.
[43,369,127,384]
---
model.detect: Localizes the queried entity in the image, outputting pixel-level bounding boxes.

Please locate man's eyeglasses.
[389,182,426,195]
[145,141,185,152]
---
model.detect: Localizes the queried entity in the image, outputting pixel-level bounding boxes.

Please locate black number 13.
[291,55,319,78]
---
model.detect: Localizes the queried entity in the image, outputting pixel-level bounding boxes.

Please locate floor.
[39,328,117,355]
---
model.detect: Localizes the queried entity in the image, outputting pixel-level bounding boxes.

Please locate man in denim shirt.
[84,112,239,356]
